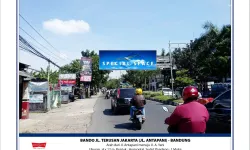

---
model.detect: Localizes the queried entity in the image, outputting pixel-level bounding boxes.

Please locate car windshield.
[119,89,135,98]
[213,90,231,108]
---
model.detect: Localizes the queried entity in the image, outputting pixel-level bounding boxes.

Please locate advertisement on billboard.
[80,57,92,82]
[80,57,92,75]
[80,75,92,82]
[58,80,76,85]
[59,74,76,80]
[99,50,157,70]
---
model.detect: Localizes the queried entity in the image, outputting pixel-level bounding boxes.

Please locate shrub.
[150,92,162,97]
[153,95,171,101]
[143,91,151,95]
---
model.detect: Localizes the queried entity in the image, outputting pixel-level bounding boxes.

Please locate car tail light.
[117,89,120,98]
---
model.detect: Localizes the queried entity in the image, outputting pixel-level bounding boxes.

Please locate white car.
[162,88,175,96]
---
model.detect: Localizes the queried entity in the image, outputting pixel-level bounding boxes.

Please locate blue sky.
[19,0,231,78]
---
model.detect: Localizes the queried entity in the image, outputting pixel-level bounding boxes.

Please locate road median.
[144,91,183,106]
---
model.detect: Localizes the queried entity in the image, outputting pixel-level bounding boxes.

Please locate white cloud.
[43,19,90,35]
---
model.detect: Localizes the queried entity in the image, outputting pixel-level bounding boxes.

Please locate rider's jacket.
[131,95,146,108]
[165,101,209,133]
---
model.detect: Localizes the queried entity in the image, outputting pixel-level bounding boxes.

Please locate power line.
[19,14,60,53]
[19,14,73,63]
[19,35,60,68]
[19,27,64,61]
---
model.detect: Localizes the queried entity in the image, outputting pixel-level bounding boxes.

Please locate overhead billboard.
[99,50,157,70]
[80,57,92,82]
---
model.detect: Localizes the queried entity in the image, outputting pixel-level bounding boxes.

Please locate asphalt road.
[87,95,176,133]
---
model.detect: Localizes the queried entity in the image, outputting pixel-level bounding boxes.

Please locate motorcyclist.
[129,88,146,120]
[105,89,110,99]
[165,86,209,133]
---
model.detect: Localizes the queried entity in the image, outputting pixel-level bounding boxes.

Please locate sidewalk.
[19,93,101,133]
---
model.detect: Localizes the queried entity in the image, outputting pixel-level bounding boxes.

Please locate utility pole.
[59,69,62,108]
[168,41,190,97]
[169,41,174,97]
[47,61,51,111]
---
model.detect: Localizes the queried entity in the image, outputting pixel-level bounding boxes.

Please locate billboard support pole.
[59,70,61,107]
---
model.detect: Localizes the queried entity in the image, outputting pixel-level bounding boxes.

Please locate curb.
[147,97,181,106]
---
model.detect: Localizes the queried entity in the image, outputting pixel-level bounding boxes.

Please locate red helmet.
[182,86,199,101]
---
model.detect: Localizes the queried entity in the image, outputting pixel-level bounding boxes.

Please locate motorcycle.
[131,109,145,130]
[105,93,110,99]
[162,106,179,133]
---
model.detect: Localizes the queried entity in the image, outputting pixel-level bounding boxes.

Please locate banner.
[80,75,92,82]
[80,57,92,82]
[58,80,76,85]
[59,74,76,80]
[29,82,48,92]
[99,50,157,70]
[29,94,43,103]
[80,57,92,75]
[19,136,231,150]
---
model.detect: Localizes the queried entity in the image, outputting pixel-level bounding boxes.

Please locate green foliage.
[81,49,111,87]
[60,59,81,74]
[122,68,161,88]
[44,49,111,88]
[153,95,171,101]
[33,67,59,84]
[91,55,110,87]
[105,79,119,89]
[175,69,195,87]
[172,22,231,82]
[161,48,165,56]
[150,92,162,97]
[143,91,162,97]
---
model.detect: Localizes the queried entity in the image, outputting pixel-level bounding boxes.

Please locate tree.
[105,79,119,89]
[122,68,161,88]
[80,49,111,88]
[91,55,110,87]
[33,67,59,84]
[161,48,165,56]
[175,69,195,87]
[60,59,81,74]
[172,22,231,82]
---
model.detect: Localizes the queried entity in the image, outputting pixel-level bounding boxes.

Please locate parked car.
[162,88,175,96]
[174,87,184,98]
[111,88,135,114]
[205,89,231,133]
